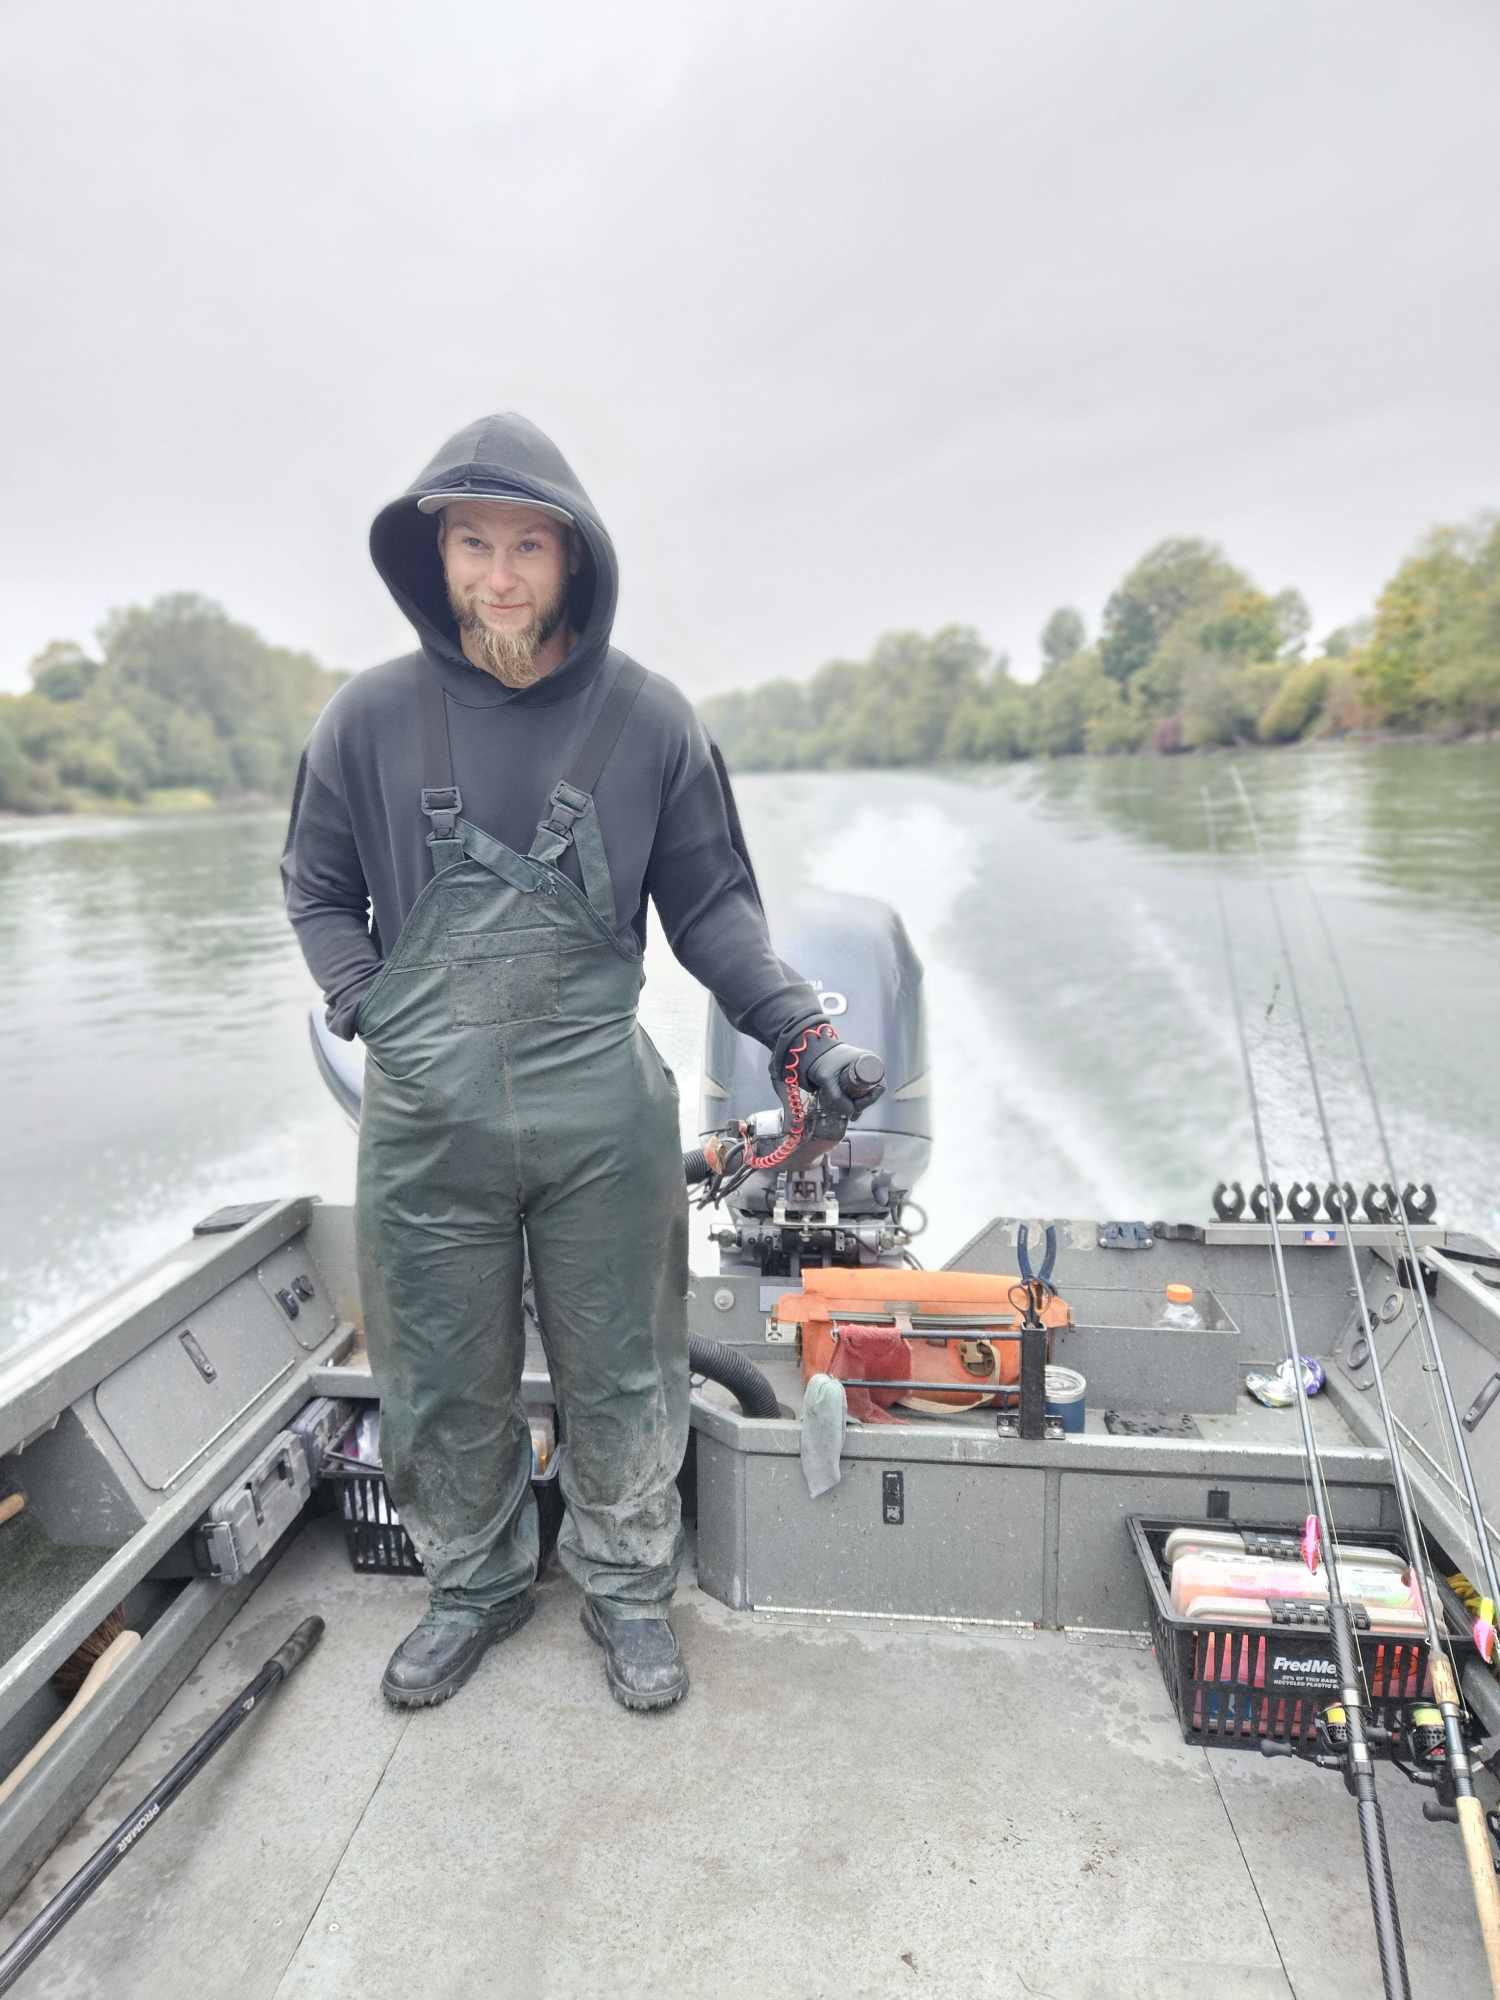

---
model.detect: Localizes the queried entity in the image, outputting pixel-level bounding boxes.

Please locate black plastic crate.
[329,1465,423,1575]
[1129,1515,1473,1750]
[327,1462,564,1577]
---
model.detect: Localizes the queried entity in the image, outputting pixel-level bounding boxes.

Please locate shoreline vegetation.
[0,594,346,816]
[2,514,1496,815]
[701,514,1500,772]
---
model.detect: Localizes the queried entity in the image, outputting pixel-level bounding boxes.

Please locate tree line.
[0,595,347,813]
[700,512,1500,769]
[3,509,1495,813]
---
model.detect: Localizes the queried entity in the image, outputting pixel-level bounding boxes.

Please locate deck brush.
[0,1629,141,1810]
[51,1606,131,1698]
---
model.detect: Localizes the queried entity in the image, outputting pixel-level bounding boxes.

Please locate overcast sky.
[2,0,1496,696]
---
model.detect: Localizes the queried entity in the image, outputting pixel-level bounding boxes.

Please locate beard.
[448,579,570,689]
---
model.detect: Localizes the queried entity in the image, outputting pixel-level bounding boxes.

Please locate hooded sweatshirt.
[280,413,818,1051]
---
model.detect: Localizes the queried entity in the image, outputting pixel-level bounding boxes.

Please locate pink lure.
[1474,1617,1497,1665]
[1301,1514,1321,1574]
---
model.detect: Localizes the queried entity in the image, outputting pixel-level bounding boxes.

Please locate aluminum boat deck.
[1,1512,1492,1999]
[5,1199,1500,1996]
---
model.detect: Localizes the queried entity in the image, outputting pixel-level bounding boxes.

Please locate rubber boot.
[381,1592,535,1709]
[581,1599,689,1712]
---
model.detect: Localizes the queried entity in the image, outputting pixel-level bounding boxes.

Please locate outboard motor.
[309,886,932,1280]
[697,889,931,1277]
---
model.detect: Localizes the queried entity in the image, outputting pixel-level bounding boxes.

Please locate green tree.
[701,677,812,771]
[820,627,987,768]
[1039,607,1086,674]
[2,593,346,814]
[1357,518,1500,732]
[943,660,1026,761]
[1024,651,1120,755]
[1323,619,1372,659]
[1179,658,1284,749]
[29,640,101,702]
[1195,589,1283,663]
[154,709,231,788]
[1257,659,1330,743]
[0,713,62,809]
[1083,683,1148,754]
[54,736,132,797]
[1098,539,1247,683]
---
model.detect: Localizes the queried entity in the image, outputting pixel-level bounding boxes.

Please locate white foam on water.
[1125,891,1243,1074]
[804,797,1144,1258]
[1,1103,357,1360]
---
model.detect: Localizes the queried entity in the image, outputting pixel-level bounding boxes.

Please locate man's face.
[439,501,576,687]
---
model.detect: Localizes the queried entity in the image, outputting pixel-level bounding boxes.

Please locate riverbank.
[721,723,1500,777]
[3,730,1495,825]
[0,785,278,825]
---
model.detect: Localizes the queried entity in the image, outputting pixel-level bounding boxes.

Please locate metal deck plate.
[2,1516,1492,1998]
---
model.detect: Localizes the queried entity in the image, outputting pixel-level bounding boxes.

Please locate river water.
[3,740,1497,1358]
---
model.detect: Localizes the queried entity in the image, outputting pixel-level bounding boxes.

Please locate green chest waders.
[353,660,689,1620]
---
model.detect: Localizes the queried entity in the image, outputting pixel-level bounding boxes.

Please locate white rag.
[800,1372,848,1498]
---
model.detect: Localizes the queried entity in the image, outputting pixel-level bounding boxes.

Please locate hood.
[370,412,619,705]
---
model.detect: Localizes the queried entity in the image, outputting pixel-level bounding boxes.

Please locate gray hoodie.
[280,412,818,1049]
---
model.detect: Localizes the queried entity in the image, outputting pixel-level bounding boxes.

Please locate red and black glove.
[768,1015,885,1132]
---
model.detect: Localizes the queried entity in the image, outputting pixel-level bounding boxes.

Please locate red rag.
[829,1324,910,1425]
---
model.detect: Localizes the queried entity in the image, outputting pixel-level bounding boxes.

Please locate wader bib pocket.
[448,923,560,1027]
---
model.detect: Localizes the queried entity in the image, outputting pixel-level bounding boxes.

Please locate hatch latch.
[1097,1220,1153,1251]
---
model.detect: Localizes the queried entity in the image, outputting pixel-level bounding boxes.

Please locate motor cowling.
[700,889,931,1223]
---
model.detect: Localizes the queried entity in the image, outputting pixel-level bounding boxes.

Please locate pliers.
[1017,1221,1058,1296]
[1011,1222,1059,1331]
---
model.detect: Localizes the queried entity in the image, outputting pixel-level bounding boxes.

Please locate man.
[281,412,881,1713]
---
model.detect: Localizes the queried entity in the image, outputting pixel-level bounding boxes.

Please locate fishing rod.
[0,1616,324,1996]
[1229,769,1500,1995]
[1205,790,1411,2000]
[1302,872,1500,1645]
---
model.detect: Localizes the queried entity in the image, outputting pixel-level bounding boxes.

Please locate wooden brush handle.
[0,1493,24,1529]
[0,1630,140,1807]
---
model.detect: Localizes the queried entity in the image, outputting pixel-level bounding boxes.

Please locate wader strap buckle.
[537,780,590,844]
[421,785,463,842]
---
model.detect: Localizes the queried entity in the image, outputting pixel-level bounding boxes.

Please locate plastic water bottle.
[1159,1283,1203,1331]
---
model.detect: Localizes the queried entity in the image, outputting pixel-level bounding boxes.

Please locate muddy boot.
[381,1591,535,1709]
[581,1599,689,1712]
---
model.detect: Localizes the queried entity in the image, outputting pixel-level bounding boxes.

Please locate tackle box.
[1129,1515,1475,1750]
